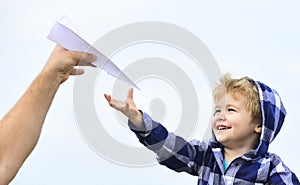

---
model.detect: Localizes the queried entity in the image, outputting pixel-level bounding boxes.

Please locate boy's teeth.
[218,126,231,130]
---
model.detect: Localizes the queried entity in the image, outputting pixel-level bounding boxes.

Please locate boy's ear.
[254,123,262,134]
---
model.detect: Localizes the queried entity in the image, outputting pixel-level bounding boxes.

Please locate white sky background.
[0,0,299,184]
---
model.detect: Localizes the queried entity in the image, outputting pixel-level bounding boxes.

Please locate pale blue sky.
[1,0,299,184]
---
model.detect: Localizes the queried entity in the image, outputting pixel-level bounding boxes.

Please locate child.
[104,74,299,184]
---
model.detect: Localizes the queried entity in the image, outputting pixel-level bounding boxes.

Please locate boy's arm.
[105,89,208,176]
[130,112,208,175]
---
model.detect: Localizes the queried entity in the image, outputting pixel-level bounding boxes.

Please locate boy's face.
[212,92,262,149]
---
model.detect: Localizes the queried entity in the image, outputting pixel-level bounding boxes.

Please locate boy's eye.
[228,108,235,112]
[214,110,221,116]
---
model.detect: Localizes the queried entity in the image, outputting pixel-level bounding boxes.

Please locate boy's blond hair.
[213,73,262,123]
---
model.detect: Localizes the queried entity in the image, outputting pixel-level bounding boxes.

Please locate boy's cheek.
[211,124,218,134]
[211,118,217,128]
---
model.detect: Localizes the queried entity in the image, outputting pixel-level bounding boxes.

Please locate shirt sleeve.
[128,111,209,176]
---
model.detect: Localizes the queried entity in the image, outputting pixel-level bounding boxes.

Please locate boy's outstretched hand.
[104,88,143,129]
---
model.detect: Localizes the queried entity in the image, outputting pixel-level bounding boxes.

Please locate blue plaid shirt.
[129,81,299,184]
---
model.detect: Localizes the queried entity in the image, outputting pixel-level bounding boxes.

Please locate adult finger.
[70,68,85,76]
[80,52,97,64]
[71,51,97,65]
[78,61,97,67]
[54,44,67,52]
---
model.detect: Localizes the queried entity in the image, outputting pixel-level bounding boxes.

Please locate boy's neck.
[223,135,260,164]
[223,146,251,164]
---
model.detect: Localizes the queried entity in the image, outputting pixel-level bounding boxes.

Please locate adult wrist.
[40,64,62,86]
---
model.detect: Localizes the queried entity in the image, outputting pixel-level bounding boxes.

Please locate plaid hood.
[254,81,286,157]
[211,80,287,159]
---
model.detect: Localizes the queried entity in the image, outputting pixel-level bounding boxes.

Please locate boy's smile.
[216,125,232,130]
[212,92,261,149]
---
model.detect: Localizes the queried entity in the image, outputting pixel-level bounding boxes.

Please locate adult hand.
[104,88,143,128]
[0,45,97,184]
[43,45,97,83]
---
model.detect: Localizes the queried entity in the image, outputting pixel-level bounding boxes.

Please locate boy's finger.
[127,88,134,100]
[125,101,130,110]
[104,94,111,103]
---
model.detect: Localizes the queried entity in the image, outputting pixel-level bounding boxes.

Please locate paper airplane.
[47,15,140,90]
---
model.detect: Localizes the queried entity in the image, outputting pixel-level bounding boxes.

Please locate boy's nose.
[218,117,225,122]
[217,112,225,121]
